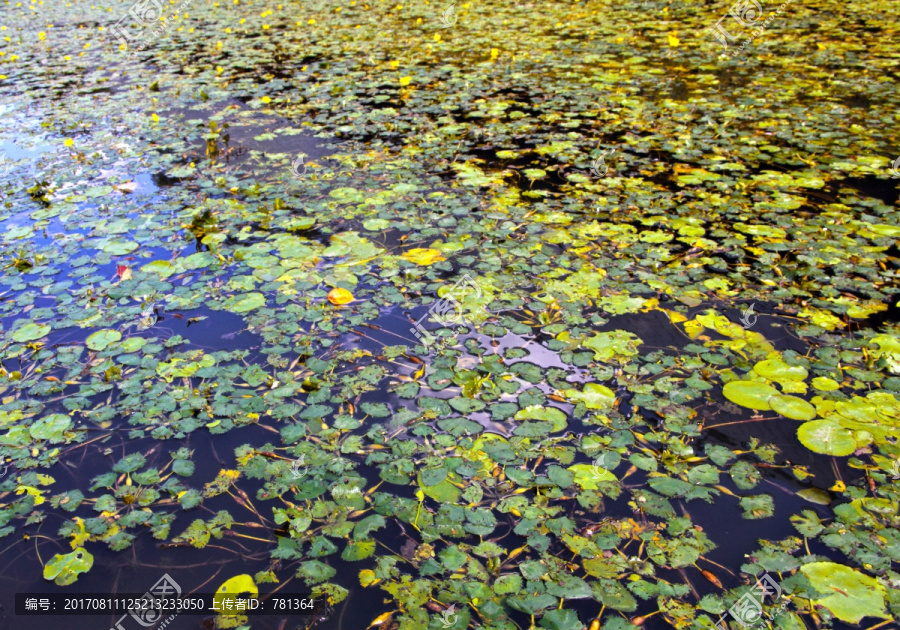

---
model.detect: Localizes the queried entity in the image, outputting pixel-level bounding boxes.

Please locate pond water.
[0,1,899,630]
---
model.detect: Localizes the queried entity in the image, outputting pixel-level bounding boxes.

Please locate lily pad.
[12,322,50,342]
[43,548,94,585]
[753,359,809,382]
[401,248,445,265]
[568,464,617,489]
[722,380,779,410]
[799,562,888,623]
[769,394,817,421]
[563,383,616,410]
[222,292,266,313]
[797,420,857,456]
[86,329,121,351]
[30,413,72,442]
[514,405,568,432]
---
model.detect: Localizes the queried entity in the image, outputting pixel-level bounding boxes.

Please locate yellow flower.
[434,33,440,42]
[261,95,271,103]
[490,48,499,59]
[667,32,680,47]
[399,76,412,86]
[63,138,74,147]
[389,60,399,69]
[307,17,315,24]
[262,23,269,29]
[38,31,45,40]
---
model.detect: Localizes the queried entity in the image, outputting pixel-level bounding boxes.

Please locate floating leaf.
[568,464,616,489]
[563,383,616,410]
[797,420,857,456]
[401,248,445,265]
[799,562,888,623]
[30,413,72,442]
[514,405,567,432]
[769,394,816,421]
[214,573,258,625]
[12,322,50,342]
[722,380,779,410]
[222,292,266,313]
[753,358,808,382]
[797,488,832,505]
[86,329,121,351]
[43,548,93,585]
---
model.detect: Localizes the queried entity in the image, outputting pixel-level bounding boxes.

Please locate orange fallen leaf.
[327,287,354,305]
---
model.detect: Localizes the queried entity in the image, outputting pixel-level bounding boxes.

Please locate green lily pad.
[363,218,390,231]
[582,330,642,363]
[102,241,139,255]
[568,463,617,489]
[30,413,72,442]
[86,329,121,351]
[43,548,94,585]
[222,292,266,313]
[753,358,809,382]
[563,383,616,410]
[797,420,857,456]
[799,562,888,624]
[769,394,817,421]
[514,405,567,432]
[797,488,832,505]
[12,322,50,343]
[811,377,840,391]
[722,380,779,410]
